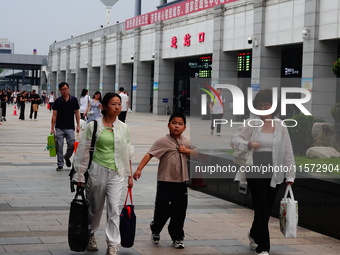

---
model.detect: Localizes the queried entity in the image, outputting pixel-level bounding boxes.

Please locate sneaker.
[172,240,185,249]
[86,235,98,251]
[29,118,32,121]
[106,245,119,255]
[256,252,269,255]
[151,233,160,244]
[56,166,63,171]
[64,156,71,167]
[248,232,258,251]
[217,132,221,136]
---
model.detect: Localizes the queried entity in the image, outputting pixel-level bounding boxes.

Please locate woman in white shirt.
[230,89,295,255]
[79,89,90,120]
[73,92,133,255]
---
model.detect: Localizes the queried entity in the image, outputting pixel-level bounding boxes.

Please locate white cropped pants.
[86,162,124,246]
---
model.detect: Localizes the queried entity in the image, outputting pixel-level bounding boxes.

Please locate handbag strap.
[283,185,295,201]
[75,186,86,201]
[124,187,133,206]
[87,120,97,169]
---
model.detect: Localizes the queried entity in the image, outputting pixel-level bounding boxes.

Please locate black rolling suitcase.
[68,186,91,252]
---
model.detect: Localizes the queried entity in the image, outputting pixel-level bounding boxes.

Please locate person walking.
[29,89,41,120]
[210,88,225,136]
[230,89,295,255]
[41,90,47,106]
[79,88,90,120]
[48,92,56,111]
[0,90,8,121]
[133,112,198,249]
[86,91,102,123]
[18,91,27,120]
[72,92,134,255]
[50,82,80,171]
[118,87,128,122]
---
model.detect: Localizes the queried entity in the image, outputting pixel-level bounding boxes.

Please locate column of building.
[87,39,100,97]
[75,42,86,97]
[115,32,133,94]
[302,0,337,123]
[56,48,65,95]
[251,0,281,91]
[100,35,115,96]
[212,4,238,120]
[153,22,175,115]
[131,28,153,113]
[65,45,76,96]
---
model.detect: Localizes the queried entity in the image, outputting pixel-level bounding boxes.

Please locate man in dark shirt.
[29,90,41,120]
[50,82,80,171]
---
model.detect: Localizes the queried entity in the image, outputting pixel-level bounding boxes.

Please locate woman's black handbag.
[119,188,136,248]
[68,186,91,252]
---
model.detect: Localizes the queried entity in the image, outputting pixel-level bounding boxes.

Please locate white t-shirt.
[211,95,225,114]
[79,95,90,113]
[119,92,128,111]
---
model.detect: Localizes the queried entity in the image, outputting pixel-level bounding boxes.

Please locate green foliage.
[333,58,340,76]
[331,103,340,120]
[286,114,325,155]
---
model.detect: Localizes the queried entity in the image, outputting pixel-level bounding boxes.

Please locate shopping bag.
[68,186,91,252]
[280,185,298,238]
[119,188,136,248]
[46,134,56,157]
[32,104,39,112]
[74,133,80,153]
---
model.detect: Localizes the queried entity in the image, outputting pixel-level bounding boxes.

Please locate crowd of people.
[0,83,296,255]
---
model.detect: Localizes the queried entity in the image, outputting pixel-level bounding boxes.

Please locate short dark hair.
[119,87,124,92]
[253,89,280,116]
[58,82,69,90]
[168,112,186,125]
[101,92,121,116]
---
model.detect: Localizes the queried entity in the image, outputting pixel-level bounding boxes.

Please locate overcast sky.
[1,0,164,56]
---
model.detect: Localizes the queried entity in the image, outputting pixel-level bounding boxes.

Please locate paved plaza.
[0,104,340,255]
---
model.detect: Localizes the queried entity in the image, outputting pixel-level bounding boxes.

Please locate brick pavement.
[0,103,339,255]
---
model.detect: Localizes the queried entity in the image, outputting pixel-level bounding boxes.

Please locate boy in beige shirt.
[133,112,197,249]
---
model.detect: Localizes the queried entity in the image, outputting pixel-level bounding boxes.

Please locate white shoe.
[256,252,269,255]
[248,232,258,251]
[106,245,119,255]
[217,132,221,136]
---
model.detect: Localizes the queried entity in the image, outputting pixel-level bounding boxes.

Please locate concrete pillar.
[65,45,76,96]
[212,5,238,120]
[75,43,86,97]
[251,0,281,90]
[56,48,66,96]
[132,28,152,112]
[153,21,174,115]
[115,32,133,93]
[302,0,337,123]
[86,39,98,96]
[100,36,116,95]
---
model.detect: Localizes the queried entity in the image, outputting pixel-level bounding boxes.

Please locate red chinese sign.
[183,34,191,46]
[171,36,178,48]
[125,0,239,30]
